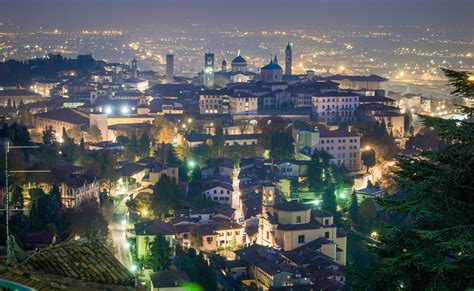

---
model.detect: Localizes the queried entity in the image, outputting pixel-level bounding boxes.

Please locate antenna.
[3,141,50,265]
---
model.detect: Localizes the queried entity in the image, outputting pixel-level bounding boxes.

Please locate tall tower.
[221,60,227,72]
[204,52,215,88]
[131,58,138,78]
[166,54,174,83]
[285,42,292,76]
[262,184,276,215]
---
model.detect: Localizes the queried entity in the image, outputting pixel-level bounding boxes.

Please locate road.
[109,186,145,272]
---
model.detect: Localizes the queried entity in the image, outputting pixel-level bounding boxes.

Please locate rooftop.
[273,200,311,212]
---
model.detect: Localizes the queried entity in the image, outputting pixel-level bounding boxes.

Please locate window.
[325,231,330,239]
[266,231,270,240]
[296,216,301,223]
[324,218,329,225]
[298,235,305,244]
[207,237,213,244]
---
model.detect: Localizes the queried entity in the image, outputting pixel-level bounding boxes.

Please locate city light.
[130,265,137,272]
[121,106,129,114]
[364,145,371,151]
[121,219,127,226]
[188,160,196,168]
[105,106,112,114]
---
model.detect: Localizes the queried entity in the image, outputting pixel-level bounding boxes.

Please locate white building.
[60,175,100,208]
[312,92,359,123]
[229,92,258,115]
[199,90,229,114]
[316,129,361,171]
[202,182,234,205]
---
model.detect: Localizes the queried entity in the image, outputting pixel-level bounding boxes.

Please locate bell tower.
[262,184,276,215]
[285,42,292,76]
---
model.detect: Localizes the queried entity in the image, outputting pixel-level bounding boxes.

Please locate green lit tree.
[349,190,359,225]
[269,132,294,160]
[321,184,337,214]
[363,69,474,290]
[149,234,172,272]
[152,175,182,219]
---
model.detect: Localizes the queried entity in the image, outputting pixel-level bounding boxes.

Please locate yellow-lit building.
[258,186,346,265]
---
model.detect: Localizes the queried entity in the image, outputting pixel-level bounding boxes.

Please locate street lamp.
[364,145,371,151]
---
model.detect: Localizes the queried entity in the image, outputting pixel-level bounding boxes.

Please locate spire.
[270,54,273,64]
[238,49,241,56]
[286,41,291,50]
[274,55,278,64]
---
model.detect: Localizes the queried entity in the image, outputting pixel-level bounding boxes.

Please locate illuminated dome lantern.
[231,53,248,73]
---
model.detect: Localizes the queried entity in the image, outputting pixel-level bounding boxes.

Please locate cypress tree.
[365,69,474,290]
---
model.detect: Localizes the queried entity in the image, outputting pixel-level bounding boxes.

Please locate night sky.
[1,0,473,32]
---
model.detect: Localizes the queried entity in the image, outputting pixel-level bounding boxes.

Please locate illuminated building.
[260,56,283,83]
[285,42,292,76]
[204,51,215,88]
[166,54,174,83]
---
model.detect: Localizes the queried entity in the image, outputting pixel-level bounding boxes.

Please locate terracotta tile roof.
[0,264,136,290]
[21,239,135,287]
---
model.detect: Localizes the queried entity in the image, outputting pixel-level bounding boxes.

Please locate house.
[257,186,347,265]
[9,239,136,290]
[150,270,190,291]
[146,162,179,185]
[33,108,89,137]
[60,175,100,208]
[275,160,310,178]
[312,92,359,124]
[317,129,361,171]
[228,92,258,115]
[185,131,211,148]
[224,134,258,146]
[202,181,234,205]
[201,158,234,179]
[134,220,174,259]
[0,89,43,106]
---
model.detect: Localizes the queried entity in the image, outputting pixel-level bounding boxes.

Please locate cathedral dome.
[232,55,247,64]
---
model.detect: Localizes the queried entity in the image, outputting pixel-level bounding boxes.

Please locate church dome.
[232,55,247,64]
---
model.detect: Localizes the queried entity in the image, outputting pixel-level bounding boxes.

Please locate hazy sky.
[1,0,473,32]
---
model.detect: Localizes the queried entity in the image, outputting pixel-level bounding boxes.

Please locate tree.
[138,132,151,158]
[87,125,102,143]
[403,127,444,155]
[211,127,225,157]
[361,148,376,173]
[308,149,332,191]
[127,132,139,161]
[176,248,218,291]
[11,184,24,210]
[364,69,474,290]
[149,234,172,272]
[257,116,288,148]
[358,198,377,232]
[349,190,359,224]
[42,126,56,147]
[29,188,50,230]
[60,127,76,162]
[49,183,62,225]
[152,175,182,219]
[270,132,294,160]
[321,184,337,214]
[152,116,175,144]
[69,198,109,242]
